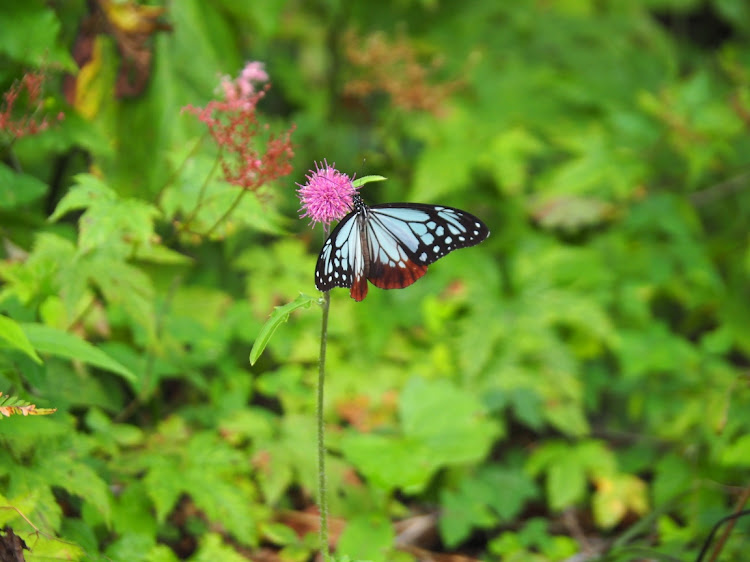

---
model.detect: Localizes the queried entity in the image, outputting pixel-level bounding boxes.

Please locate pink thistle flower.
[297,161,357,227]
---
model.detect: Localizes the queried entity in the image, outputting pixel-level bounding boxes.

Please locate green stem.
[157,130,210,202]
[182,144,222,229]
[317,290,331,561]
[202,184,246,239]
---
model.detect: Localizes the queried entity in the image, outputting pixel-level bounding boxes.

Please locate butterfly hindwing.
[363,209,429,291]
[314,196,490,301]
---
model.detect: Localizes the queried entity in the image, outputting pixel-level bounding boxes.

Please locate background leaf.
[0,315,42,363]
[21,323,136,382]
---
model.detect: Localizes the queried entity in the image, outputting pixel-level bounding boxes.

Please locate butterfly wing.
[364,203,490,291]
[315,201,490,301]
[361,207,429,292]
[315,210,369,299]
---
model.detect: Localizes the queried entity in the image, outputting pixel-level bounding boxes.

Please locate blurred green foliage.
[1,0,750,561]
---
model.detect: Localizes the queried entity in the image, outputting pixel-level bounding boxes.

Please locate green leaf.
[0,1,76,69]
[0,461,63,530]
[249,294,318,365]
[48,173,116,222]
[544,400,590,438]
[720,434,750,467]
[526,442,589,511]
[146,544,181,562]
[190,533,248,562]
[400,377,500,465]
[143,457,184,523]
[439,484,496,547]
[352,175,387,188]
[80,256,157,339]
[547,453,587,510]
[50,174,162,257]
[141,429,258,545]
[411,108,477,201]
[338,433,432,492]
[112,481,157,537]
[652,453,693,505]
[336,513,394,562]
[716,0,750,33]
[40,452,112,524]
[618,323,700,380]
[212,0,287,37]
[133,244,193,265]
[187,468,257,546]
[20,323,137,383]
[0,164,48,208]
[439,465,538,547]
[480,466,539,522]
[341,378,500,493]
[0,314,42,363]
[482,126,544,195]
[260,522,299,546]
[160,152,286,239]
[16,531,85,561]
[105,533,156,562]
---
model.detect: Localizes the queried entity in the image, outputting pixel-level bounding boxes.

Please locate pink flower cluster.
[219,61,269,108]
[184,61,294,193]
[297,160,357,227]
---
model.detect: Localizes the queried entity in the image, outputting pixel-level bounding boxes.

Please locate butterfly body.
[315,194,489,300]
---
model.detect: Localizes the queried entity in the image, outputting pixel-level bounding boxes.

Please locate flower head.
[183,61,295,194]
[219,61,269,106]
[297,161,357,227]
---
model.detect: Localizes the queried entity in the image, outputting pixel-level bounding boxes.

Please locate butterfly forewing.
[314,196,490,300]
[315,210,363,291]
[368,204,489,265]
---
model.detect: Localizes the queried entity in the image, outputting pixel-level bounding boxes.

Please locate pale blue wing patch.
[369,204,489,265]
[315,213,364,291]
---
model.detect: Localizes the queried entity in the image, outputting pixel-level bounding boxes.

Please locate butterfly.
[315,193,490,301]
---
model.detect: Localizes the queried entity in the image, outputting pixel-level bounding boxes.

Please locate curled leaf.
[249,294,318,365]
[0,392,56,418]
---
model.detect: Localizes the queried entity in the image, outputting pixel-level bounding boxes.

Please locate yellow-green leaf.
[0,315,43,364]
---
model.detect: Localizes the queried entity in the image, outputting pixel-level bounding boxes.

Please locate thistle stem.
[317,290,331,561]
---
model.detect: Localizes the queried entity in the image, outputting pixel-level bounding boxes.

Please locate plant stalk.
[317,289,331,561]
[706,484,750,562]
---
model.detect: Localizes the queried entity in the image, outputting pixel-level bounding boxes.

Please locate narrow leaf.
[21,323,137,382]
[249,294,317,365]
[0,315,43,364]
[352,175,387,188]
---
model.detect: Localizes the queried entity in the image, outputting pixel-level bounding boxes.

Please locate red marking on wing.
[350,274,369,301]
[367,260,428,290]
